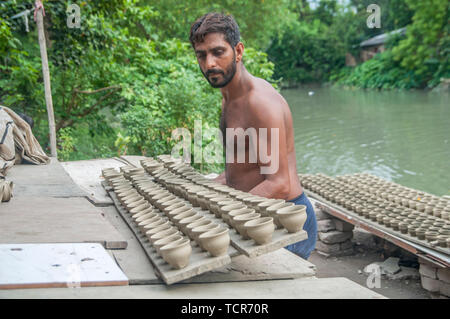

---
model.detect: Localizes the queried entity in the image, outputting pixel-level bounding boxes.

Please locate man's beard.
[201,54,237,88]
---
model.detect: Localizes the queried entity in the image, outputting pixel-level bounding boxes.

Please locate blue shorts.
[284,192,317,260]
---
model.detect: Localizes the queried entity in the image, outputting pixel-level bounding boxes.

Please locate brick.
[317,219,336,232]
[340,239,353,250]
[315,240,340,253]
[439,280,450,297]
[319,230,353,244]
[421,275,440,292]
[419,263,438,279]
[437,268,450,284]
[418,257,434,266]
[315,209,331,221]
[334,219,355,232]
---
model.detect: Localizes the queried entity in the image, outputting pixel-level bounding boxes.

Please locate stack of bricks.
[418,257,450,298]
[315,208,355,257]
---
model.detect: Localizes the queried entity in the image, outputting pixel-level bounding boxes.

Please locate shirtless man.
[189,13,317,259]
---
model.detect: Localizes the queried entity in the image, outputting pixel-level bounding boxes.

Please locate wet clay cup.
[173,210,197,226]
[233,212,261,239]
[213,199,235,218]
[276,205,307,233]
[153,234,184,254]
[179,215,205,234]
[126,199,149,211]
[220,203,246,225]
[160,238,192,269]
[131,207,155,220]
[155,194,177,210]
[192,223,220,246]
[145,223,173,239]
[148,227,181,245]
[186,219,213,238]
[129,203,152,215]
[135,212,159,224]
[209,196,231,216]
[160,198,184,213]
[137,215,162,232]
[199,228,230,257]
[162,201,186,215]
[244,217,275,245]
[257,199,285,217]
[141,218,170,234]
[229,208,255,227]
[266,202,294,228]
[121,194,142,206]
[167,206,193,222]
[247,196,269,210]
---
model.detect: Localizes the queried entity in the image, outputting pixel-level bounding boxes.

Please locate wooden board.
[304,190,450,256]
[8,158,87,198]
[192,207,308,258]
[0,196,127,249]
[0,243,128,289]
[60,158,128,206]
[105,186,233,285]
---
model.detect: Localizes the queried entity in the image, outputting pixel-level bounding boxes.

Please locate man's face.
[194,33,237,88]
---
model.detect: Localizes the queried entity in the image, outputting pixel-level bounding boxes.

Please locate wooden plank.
[60,158,127,206]
[304,190,450,257]
[0,196,127,249]
[105,185,233,285]
[0,243,128,289]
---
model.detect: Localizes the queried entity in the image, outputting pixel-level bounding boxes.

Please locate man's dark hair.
[189,12,240,48]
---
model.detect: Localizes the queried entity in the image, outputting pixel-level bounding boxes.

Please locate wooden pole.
[35,3,57,157]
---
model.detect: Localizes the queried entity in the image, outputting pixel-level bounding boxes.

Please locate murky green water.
[282,87,449,197]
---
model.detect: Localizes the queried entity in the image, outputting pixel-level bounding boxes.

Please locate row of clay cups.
[164,205,230,256]
[120,165,145,178]
[219,203,275,244]
[134,180,232,257]
[189,178,308,235]
[353,204,450,236]
[163,168,305,236]
[102,168,123,184]
[130,206,196,269]
[138,212,192,269]
[157,179,274,249]
[313,186,448,228]
[184,183,308,234]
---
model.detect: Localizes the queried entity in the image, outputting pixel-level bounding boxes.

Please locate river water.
[282,87,449,197]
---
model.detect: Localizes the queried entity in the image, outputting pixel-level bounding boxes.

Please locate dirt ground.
[308,228,431,299]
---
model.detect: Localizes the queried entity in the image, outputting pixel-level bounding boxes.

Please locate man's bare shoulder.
[247,77,288,121]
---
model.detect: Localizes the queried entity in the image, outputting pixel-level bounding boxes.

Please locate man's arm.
[248,96,291,199]
[214,171,227,185]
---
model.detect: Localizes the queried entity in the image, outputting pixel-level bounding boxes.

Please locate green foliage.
[332,51,422,89]
[391,0,449,87]
[335,0,449,89]
[267,19,346,84]
[57,127,76,161]
[142,0,293,50]
[0,0,275,168]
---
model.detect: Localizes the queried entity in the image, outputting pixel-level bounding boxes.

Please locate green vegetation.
[332,0,448,89]
[0,0,448,164]
[0,1,276,168]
